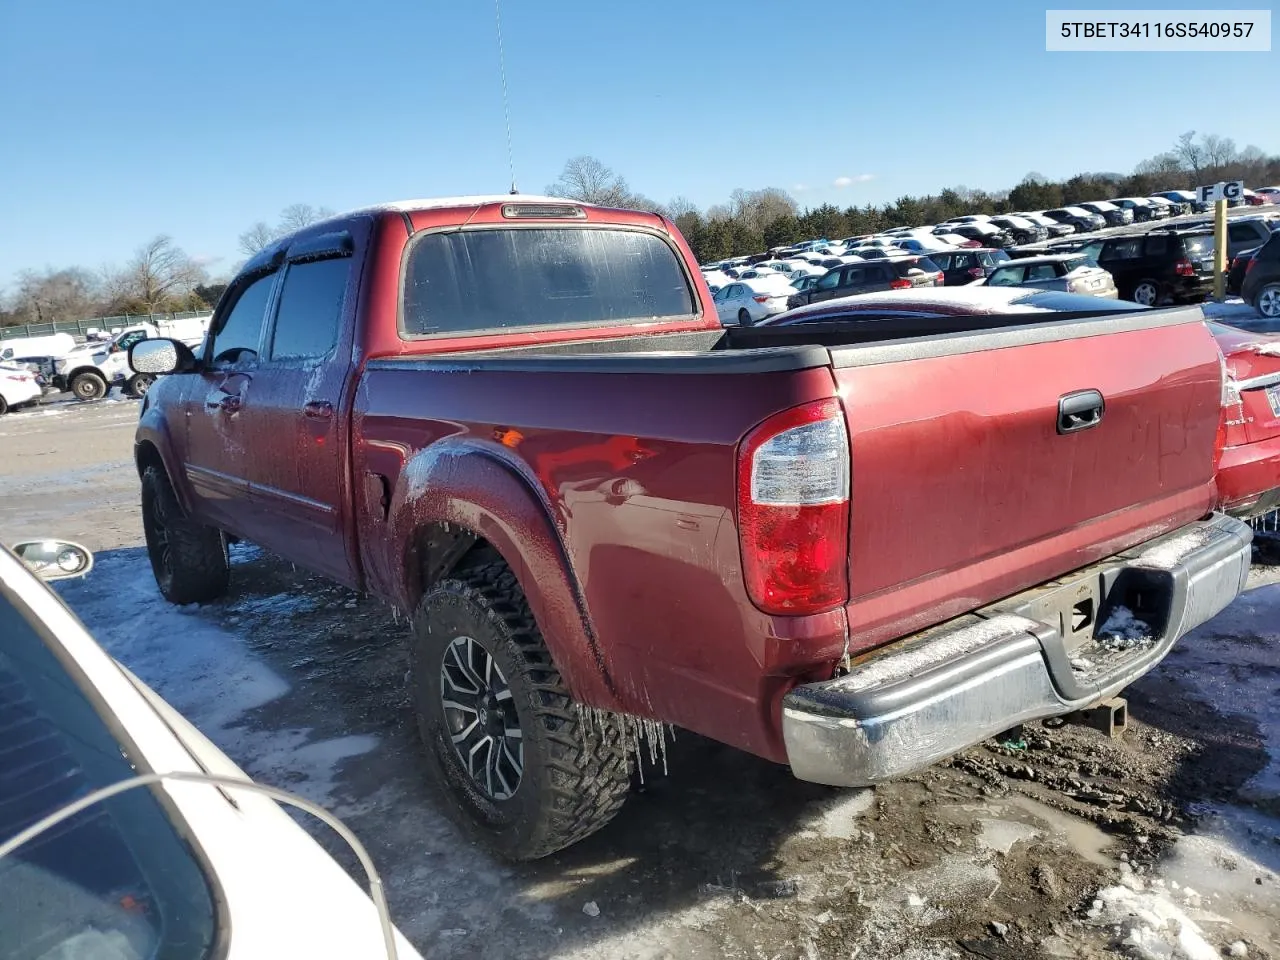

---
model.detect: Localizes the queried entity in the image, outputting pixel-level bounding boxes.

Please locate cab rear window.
[402,227,696,337]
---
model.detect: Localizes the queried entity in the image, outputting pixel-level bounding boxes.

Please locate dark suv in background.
[786,256,943,308]
[1241,232,1280,318]
[928,248,1011,285]
[1043,207,1106,233]
[1095,229,1215,305]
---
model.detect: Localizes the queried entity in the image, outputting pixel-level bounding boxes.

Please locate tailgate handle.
[1058,390,1104,434]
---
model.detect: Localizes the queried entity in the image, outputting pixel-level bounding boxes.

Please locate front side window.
[402,227,694,337]
[0,588,217,960]
[208,273,276,366]
[269,258,350,361]
[989,266,1024,285]
[817,270,842,290]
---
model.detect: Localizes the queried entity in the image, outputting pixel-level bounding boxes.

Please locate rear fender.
[389,439,624,711]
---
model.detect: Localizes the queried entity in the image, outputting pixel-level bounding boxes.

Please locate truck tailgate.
[832,312,1223,651]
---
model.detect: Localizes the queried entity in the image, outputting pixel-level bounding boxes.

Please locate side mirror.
[13,540,94,581]
[130,338,196,375]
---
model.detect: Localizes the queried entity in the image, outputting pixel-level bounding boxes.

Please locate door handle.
[206,394,241,413]
[304,400,334,421]
[1058,390,1104,434]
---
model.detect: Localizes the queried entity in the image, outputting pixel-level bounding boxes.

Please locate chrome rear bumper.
[782,514,1253,787]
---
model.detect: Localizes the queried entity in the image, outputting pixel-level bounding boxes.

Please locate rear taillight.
[889,278,912,289]
[935,271,944,284]
[753,295,770,303]
[737,399,850,615]
[1246,259,1257,275]
[1175,258,1195,277]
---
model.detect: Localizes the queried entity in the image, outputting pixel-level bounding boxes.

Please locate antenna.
[493,0,517,194]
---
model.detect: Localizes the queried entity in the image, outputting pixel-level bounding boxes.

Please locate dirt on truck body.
[131,195,1253,860]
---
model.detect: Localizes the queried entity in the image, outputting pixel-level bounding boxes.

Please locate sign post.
[1196,181,1244,302]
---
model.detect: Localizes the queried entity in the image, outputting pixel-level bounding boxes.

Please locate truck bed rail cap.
[829,306,1207,369]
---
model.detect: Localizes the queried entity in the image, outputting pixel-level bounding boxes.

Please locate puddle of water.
[1005,794,1116,867]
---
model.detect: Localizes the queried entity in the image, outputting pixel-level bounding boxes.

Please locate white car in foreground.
[0,540,421,960]
[712,276,796,325]
[0,366,42,415]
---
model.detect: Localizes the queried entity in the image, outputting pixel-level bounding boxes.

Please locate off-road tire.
[70,371,108,401]
[410,557,632,861]
[125,374,155,399]
[141,465,229,604]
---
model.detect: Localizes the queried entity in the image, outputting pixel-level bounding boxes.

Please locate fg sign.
[1197,180,1245,204]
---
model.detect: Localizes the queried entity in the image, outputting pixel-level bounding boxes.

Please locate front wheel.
[70,371,107,401]
[141,466,230,604]
[410,557,632,860]
[0,396,8,416]
[738,308,754,327]
[125,374,155,399]
[1256,283,1280,319]
[1131,280,1160,306]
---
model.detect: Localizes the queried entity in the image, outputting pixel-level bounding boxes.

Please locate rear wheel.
[410,556,632,860]
[1256,283,1280,318]
[1131,280,1160,306]
[70,371,107,401]
[0,396,8,417]
[738,308,753,327]
[141,465,230,604]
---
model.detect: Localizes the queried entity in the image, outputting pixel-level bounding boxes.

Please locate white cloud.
[833,174,876,188]
[793,183,810,192]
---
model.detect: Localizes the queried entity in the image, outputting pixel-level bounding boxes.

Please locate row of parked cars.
[704,192,1280,325]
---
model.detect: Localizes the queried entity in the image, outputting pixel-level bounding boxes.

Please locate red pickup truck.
[131,196,1254,860]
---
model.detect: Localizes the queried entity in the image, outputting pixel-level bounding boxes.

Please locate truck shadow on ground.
[59,545,1280,960]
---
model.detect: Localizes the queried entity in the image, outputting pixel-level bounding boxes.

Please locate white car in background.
[0,366,42,415]
[0,539,421,960]
[712,276,796,325]
[700,269,732,292]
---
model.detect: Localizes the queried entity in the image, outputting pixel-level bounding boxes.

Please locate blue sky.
[1,0,1275,287]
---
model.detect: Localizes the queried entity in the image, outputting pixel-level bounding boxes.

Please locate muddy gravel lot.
[2,395,1278,960]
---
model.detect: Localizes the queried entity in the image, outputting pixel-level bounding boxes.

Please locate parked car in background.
[932,231,981,248]
[1242,188,1267,207]
[934,222,1013,248]
[985,255,1117,298]
[1077,201,1133,227]
[1227,247,1259,296]
[1210,322,1280,516]
[53,319,209,401]
[986,215,1048,244]
[1042,206,1106,232]
[0,366,42,415]
[713,276,796,325]
[1014,212,1075,238]
[791,275,820,297]
[1151,190,1209,214]
[1111,197,1169,222]
[1240,230,1280,318]
[1224,216,1278,258]
[891,237,954,255]
[928,248,1011,285]
[1095,229,1215,305]
[1255,186,1280,203]
[943,214,994,225]
[1146,196,1184,218]
[849,246,899,259]
[786,255,942,308]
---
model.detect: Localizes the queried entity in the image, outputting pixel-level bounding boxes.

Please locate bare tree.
[110,236,205,313]
[237,221,279,257]
[1200,134,1238,174]
[726,187,799,233]
[664,195,699,219]
[1175,131,1205,180]
[11,268,100,324]
[278,203,335,231]
[546,156,637,207]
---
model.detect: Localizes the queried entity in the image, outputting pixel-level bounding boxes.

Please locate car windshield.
[0,585,217,960]
[1063,256,1091,272]
[402,227,696,336]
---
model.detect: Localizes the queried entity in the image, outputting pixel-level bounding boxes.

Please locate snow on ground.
[1084,583,1280,958]
[56,546,375,807]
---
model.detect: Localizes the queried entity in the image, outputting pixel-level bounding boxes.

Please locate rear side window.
[269,258,350,361]
[208,273,276,366]
[1144,236,1169,256]
[1101,239,1143,261]
[931,253,954,269]
[989,266,1024,285]
[915,257,942,274]
[402,228,695,336]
